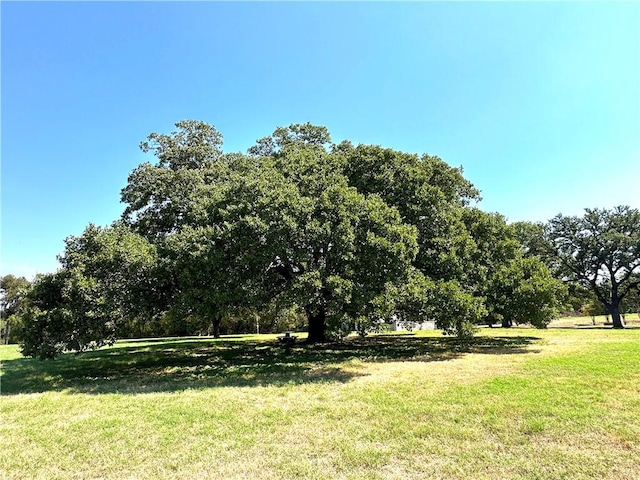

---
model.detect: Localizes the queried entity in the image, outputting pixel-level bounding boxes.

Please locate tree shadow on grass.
[0,334,540,395]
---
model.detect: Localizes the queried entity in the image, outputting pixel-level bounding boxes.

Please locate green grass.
[1,327,639,479]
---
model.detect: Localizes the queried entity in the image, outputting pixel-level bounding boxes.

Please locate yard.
[1,321,639,479]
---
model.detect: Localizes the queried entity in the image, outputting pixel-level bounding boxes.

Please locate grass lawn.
[1,322,639,479]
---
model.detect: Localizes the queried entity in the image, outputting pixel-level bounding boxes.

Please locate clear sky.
[2,1,639,279]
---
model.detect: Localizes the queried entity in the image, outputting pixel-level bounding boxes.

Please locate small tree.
[581,299,607,324]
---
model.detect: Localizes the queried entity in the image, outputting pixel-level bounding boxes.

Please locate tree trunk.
[208,315,222,338]
[608,281,624,328]
[609,307,625,329]
[306,307,327,343]
[2,321,9,345]
[501,318,513,328]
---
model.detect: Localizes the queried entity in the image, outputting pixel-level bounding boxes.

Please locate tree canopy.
[19,120,571,358]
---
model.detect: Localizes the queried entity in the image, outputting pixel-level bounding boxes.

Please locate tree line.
[2,121,638,358]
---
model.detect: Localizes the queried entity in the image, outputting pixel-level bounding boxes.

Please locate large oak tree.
[120,122,419,343]
[20,120,568,357]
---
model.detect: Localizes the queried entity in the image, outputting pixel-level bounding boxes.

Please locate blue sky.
[2,1,639,279]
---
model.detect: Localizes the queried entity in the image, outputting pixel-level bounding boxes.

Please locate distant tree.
[390,270,486,337]
[620,274,640,318]
[459,210,565,328]
[512,221,592,315]
[561,283,591,315]
[0,275,32,344]
[484,257,566,328]
[581,299,608,323]
[545,206,640,328]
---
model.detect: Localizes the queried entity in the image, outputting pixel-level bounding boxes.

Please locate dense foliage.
[18,121,569,358]
[0,275,32,344]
